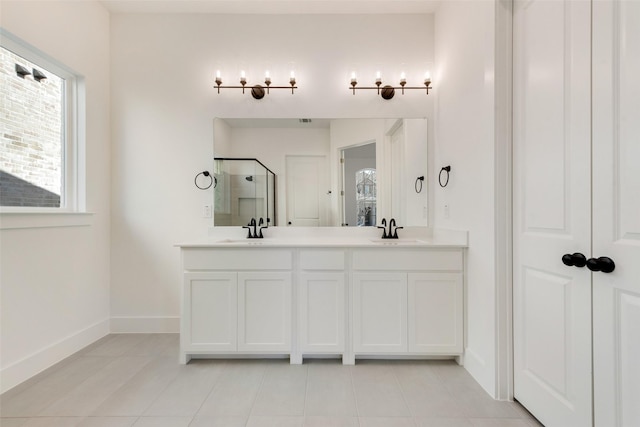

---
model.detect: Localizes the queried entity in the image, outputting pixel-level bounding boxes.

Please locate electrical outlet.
[203,204,212,218]
[444,204,450,219]
[423,206,428,219]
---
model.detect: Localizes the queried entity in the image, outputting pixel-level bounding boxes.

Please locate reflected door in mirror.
[285,155,328,226]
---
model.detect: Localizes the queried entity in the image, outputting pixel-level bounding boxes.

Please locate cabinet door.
[353,273,407,353]
[299,272,345,353]
[237,272,292,352]
[408,273,463,354]
[183,272,237,351]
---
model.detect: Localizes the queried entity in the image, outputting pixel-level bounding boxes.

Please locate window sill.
[0,212,94,230]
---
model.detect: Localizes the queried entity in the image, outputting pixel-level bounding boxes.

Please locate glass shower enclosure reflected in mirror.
[213,158,276,226]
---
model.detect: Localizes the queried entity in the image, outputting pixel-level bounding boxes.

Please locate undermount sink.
[216,239,269,245]
[368,238,426,245]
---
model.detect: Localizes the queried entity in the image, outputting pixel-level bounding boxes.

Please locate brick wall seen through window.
[1,46,64,208]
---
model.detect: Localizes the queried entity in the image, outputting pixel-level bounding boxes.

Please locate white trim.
[0,319,109,394]
[0,212,94,229]
[494,0,514,401]
[0,28,85,213]
[110,317,181,333]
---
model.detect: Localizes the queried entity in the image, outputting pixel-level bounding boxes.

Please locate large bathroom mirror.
[213,117,428,227]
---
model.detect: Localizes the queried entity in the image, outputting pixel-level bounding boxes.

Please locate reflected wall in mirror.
[213,118,427,227]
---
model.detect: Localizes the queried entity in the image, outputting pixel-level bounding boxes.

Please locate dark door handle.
[562,252,587,268]
[586,256,615,273]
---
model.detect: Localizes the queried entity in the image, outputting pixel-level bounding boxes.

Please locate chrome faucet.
[377,218,403,239]
[242,217,267,238]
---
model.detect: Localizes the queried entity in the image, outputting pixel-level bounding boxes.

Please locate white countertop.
[177,227,468,249]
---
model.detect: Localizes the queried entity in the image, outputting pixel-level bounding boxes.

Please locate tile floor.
[0,334,543,427]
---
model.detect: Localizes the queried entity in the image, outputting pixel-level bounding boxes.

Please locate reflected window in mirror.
[356,168,377,226]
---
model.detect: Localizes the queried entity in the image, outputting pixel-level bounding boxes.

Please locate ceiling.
[100,0,442,15]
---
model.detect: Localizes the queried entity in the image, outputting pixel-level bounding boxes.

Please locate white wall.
[110,13,434,331]
[0,1,111,393]
[399,118,429,226]
[434,1,498,396]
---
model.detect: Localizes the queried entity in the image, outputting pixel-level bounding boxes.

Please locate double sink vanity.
[177,226,467,365]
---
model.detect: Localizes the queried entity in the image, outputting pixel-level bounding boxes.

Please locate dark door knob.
[562,252,587,268]
[586,256,616,273]
[288,221,292,225]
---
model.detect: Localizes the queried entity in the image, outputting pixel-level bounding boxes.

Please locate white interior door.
[285,155,327,226]
[513,1,593,426]
[592,1,640,425]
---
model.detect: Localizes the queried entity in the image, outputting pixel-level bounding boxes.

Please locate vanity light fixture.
[349,70,432,99]
[214,69,297,99]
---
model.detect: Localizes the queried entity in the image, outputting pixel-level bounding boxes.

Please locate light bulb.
[351,71,357,83]
[400,72,406,83]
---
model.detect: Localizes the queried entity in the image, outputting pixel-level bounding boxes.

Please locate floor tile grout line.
[247,361,270,420]
[181,360,229,427]
[132,357,185,418]
[35,355,125,417]
[390,363,418,426]
[302,361,310,419]
[348,364,363,427]
[391,365,416,425]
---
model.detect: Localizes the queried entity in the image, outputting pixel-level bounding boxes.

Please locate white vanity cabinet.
[180,248,293,363]
[352,249,464,356]
[297,250,346,357]
[179,236,466,365]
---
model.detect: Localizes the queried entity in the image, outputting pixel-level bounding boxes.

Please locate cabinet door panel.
[299,272,345,353]
[353,273,407,353]
[408,273,463,354]
[238,272,292,352]
[183,272,237,351]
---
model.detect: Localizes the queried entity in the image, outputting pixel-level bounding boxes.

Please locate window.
[1,30,82,212]
[355,168,376,226]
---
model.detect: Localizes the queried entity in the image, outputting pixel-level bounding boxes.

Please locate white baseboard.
[464,346,496,398]
[1,318,109,394]
[110,316,180,333]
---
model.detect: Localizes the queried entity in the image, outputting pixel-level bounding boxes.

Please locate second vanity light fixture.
[214,69,297,99]
[349,71,432,99]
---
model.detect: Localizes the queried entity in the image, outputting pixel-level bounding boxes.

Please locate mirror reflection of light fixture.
[215,69,297,99]
[349,70,432,99]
